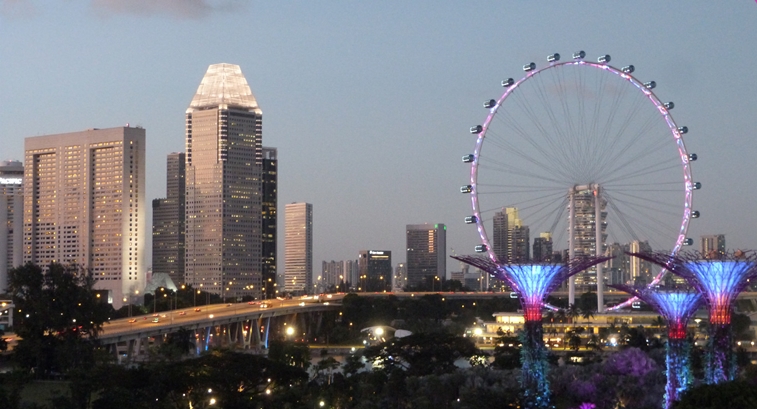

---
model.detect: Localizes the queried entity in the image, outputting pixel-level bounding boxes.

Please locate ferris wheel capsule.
[460,185,472,193]
[547,53,560,62]
[598,54,611,64]
[464,216,478,224]
[501,78,514,87]
[470,125,483,134]
[644,81,656,89]
[622,65,635,73]
[523,62,536,72]
[677,126,688,134]
[475,244,488,252]
[683,238,694,246]
[664,102,675,110]
[688,153,697,161]
[691,211,700,218]
[693,182,701,190]
[484,99,497,109]
[572,50,586,59]
[462,154,474,163]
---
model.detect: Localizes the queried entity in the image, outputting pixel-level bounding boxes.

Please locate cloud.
[90,0,246,19]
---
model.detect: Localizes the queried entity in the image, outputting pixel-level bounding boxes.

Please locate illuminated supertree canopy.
[629,250,757,384]
[452,255,608,409]
[611,285,702,409]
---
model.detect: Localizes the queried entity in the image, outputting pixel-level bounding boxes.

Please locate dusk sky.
[1,1,756,278]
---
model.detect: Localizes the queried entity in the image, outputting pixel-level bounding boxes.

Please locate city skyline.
[2,3,757,276]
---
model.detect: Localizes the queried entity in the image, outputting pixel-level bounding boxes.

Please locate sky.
[1,1,756,279]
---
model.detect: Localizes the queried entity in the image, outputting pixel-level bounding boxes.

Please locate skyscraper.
[261,147,277,299]
[284,203,312,294]
[492,208,529,263]
[492,210,508,262]
[185,63,263,300]
[700,234,726,256]
[570,189,607,289]
[1,160,24,292]
[358,250,392,292]
[406,223,446,288]
[507,208,530,262]
[152,152,185,286]
[532,232,553,262]
[24,127,146,307]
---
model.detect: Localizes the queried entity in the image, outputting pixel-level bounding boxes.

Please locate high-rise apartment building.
[152,152,185,286]
[492,210,508,263]
[284,203,312,294]
[492,208,529,263]
[185,63,263,300]
[358,250,392,292]
[532,232,553,262]
[1,160,24,292]
[406,223,446,288]
[322,260,344,289]
[507,208,530,262]
[701,234,726,256]
[24,127,146,307]
[344,259,359,289]
[261,147,277,299]
[570,189,607,288]
[393,262,406,291]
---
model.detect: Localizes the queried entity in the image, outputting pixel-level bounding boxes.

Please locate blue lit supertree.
[611,284,702,409]
[452,255,608,409]
[630,250,757,384]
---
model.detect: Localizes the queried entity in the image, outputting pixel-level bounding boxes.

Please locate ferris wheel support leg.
[568,190,576,307]
[595,186,604,313]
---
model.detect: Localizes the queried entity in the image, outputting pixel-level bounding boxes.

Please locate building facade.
[405,223,446,288]
[700,234,726,257]
[492,208,530,263]
[152,152,185,286]
[23,127,146,307]
[185,63,263,300]
[358,250,392,292]
[284,203,312,294]
[0,160,24,293]
[261,147,277,299]
[570,189,607,289]
[532,232,553,262]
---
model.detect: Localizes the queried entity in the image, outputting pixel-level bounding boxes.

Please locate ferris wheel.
[462,51,699,311]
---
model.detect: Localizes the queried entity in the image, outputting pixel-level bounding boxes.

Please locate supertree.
[452,255,609,409]
[629,250,757,384]
[611,284,702,409]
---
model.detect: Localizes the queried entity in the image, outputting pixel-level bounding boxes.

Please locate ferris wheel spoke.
[478,161,570,185]
[604,190,682,214]
[531,74,584,171]
[602,161,681,186]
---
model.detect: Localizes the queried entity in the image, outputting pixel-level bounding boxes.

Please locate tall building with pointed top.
[185,63,263,300]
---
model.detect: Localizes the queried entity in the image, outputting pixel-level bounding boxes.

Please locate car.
[260,303,269,308]
[160,314,167,318]
[247,301,257,305]
[299,302,305,307]
[152,313,159,317]
[152,318,160,323]
[179,311,186,315]
[226,304,232,307]
[194,308,202,312]
[128,319,137,323]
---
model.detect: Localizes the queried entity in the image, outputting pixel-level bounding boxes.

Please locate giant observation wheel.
[462,51,699,311]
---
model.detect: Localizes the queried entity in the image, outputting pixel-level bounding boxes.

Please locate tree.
[674,379,757,409]
[7,262,111,375]
[363,332,477,377]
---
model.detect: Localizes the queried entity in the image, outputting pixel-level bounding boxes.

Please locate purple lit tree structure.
[630,250,757,384]
[452,255,608,409]
[611,285,702,409]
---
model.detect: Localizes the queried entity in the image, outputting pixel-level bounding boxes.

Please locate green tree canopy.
[7,262,111,375]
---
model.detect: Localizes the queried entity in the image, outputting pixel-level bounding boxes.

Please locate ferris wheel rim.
[467,56,694,309]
